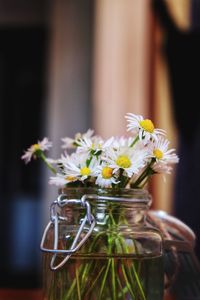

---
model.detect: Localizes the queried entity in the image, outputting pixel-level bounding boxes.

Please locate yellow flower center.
[102,167,113,179]
[139,119,154,133]
[33,144,40,151]
[153,149,163,159]
[80,167,91,176]
[65,176,76,181]
[116,155,131,168]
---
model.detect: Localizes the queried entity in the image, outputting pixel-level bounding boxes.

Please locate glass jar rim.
[59,187,152,205]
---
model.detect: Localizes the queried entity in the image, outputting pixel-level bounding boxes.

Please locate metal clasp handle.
[40,194,96,271]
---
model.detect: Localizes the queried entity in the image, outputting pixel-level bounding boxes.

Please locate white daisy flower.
[61,137,75,149]
[151,137,179,174]
[46,153,72,173]
[95,164,119,188]
[62,152,99,181]
[152,163,172,175]
[103,147,149,178]
[77,136,114,155]
[56,152,72,165]
[45,158,60,164]
[125,113,165,142]
[49,173,77,186]
[21,137,52,164]
[61,129,94,149]
[112,136,134,148]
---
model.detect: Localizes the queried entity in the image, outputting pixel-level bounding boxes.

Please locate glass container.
[41,188,164,300]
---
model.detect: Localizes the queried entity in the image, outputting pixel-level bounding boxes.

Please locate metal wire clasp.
[40,194,96,271]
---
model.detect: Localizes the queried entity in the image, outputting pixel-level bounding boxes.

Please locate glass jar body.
[42,188,164,300]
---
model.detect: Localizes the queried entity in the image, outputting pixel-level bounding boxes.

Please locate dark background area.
[0,27,48,287]
[152,0,200,260]
[0,0,94,289]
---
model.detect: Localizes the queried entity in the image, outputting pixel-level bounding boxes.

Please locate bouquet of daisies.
[22,113,179,189]
[22,112,179,300]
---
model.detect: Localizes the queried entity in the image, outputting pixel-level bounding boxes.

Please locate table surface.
[0,289,175,300]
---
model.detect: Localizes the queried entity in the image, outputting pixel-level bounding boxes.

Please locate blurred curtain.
[151,0,191,212]
[44,0,94,223]
[92,0,191,213]
[92,0,151,138]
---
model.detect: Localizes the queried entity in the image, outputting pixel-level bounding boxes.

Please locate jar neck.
[59,187,151,226]
[93,200,149,226]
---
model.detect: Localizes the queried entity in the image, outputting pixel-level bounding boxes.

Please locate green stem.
[117,169,130,188]
[119,174,130,188]
[40,152,56,174]
[130,135,139,147]
[116,275,128,299]
[81,232,104,286]
[132,168,149,188]
[109,210,140,300]
[111,258,117,300]
[98,210,118,300]
[64,232,104,299]
[86,154,93,167]
[131,261,146,300]
[64,278,76,300]
[121,264,136,299]
[132,158,155,188]
[139,176,149,188]
[63,201,146,300]
[75,267,81,300]
[98,259,112,300]
[84,265,106,298]
[110,207,145,299]
[119,236,147,300]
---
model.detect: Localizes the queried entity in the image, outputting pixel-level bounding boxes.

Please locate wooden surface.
[0,289,175,300]
[0,289,43,300]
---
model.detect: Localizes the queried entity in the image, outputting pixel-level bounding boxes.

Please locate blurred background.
[0,0,199,291]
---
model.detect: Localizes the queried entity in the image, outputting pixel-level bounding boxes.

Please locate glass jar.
[41,188,164,300]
